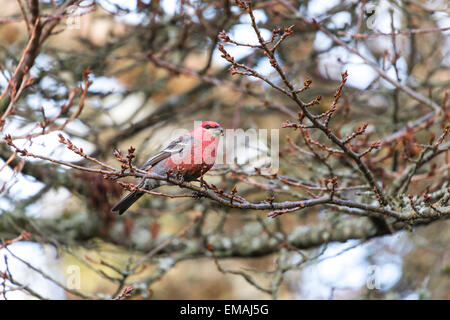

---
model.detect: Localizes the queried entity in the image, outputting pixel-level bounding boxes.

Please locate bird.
[111,121,223,215]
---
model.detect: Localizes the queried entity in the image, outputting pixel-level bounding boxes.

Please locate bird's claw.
[175,176,184,187]
[192,191,206,199]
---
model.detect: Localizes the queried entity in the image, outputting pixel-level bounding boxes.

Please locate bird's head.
[200,121,224,137]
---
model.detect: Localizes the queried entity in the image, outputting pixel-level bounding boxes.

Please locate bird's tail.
[111,191,144,215]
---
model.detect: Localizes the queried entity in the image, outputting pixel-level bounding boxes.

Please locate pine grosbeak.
[111,121,223,215]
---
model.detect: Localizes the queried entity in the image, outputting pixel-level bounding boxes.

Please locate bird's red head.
[201,121,221,129]
[191,121,223,139]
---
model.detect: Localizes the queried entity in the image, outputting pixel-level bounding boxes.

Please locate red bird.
[111,121,223,215]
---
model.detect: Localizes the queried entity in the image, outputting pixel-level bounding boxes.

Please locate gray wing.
[140,135,194,171]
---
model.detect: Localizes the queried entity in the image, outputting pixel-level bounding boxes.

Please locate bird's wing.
[140,135,194,171]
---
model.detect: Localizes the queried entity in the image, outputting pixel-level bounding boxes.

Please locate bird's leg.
[192,191,207,199]
[175,176,185,189]
[191,175,208,198]
[196,172,210,190]
[174,169,185,187]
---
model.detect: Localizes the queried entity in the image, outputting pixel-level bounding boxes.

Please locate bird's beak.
[209,126,224,137]
[212,127,224,137]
